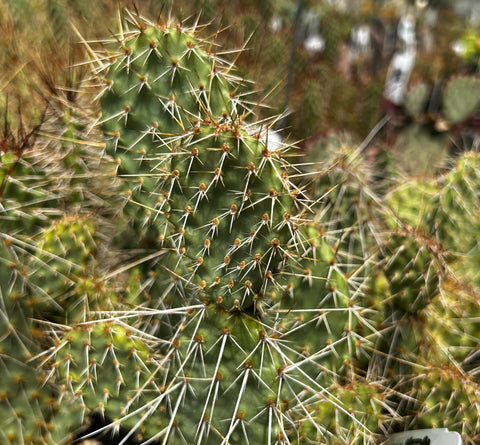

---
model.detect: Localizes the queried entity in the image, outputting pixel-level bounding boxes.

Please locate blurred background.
[1,0,480,176]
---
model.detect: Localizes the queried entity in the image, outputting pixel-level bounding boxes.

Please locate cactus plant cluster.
[405,76,480,127]
[1,8,480,445]
[393,75,480,175]
[367,152,480,441]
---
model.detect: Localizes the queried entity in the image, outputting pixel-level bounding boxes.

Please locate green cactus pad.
[382,230,445,314]
[412,365,480,443]
[443,76,480,124]
[84,13,376,443]
[405,83,430,119]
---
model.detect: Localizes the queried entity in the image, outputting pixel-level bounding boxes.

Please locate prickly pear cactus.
[0,292,55,445]
[443,76,480,125]
[0,125,58,444]
[0,89,127,443]
[305,138,385,267]
[411,364,480,437]
[366,153,480,444]
[405,82,430,119]
[434,152,480,285]
[44,12,377,444]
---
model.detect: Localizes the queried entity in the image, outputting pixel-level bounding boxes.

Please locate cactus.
[404,82,430,120]
[434,152,480,286]
[366,152,480,444]
[2,6,480,445]
[0,113,59,444]
[306,139,386,269]
[442,76,480,125]
[0,290,55,445]
[50,12,379,444]
[393,74,480,175]
[0,85,121,443]
[411,364,480,437]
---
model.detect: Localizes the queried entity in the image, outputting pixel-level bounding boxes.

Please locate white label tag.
[383,50,416,105]
[386,429,462,445]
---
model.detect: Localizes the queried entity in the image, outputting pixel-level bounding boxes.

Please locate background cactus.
[392,74,480,175]
[0,111,60,444]
[442,76,480,125]
[368,151,480,444]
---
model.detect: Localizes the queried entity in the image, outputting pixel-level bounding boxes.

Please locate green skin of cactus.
[0,151,69,444]
[25,216,104,320]
[0,208,102,444]
[364,181,444,378]
[423,288,480,367]
[60,108,90,172]
[319,172,367,232]
[0,238,56,445]
[4,219,124,441]
[55,277,359,444]
[435,153,480,284]
[405,83,430,119]
[385,179,437,234]
[98,24,357,330]
[61,23,369,444]
[308,152,379,376]
[371,232,443,377]
[377,181,443,333]
[100,27,293,305]
[383,232,442,314]
[413,366,480,443]
[0,318,54,445]
[383,153,480,288]
[3,214,107,327]
[0,150,109,442]
[443,76,480,125]
[371,167,480,435]
[308,380,390,445]
[0,144,100,322]
[0,150,52,233]
[52,323,157,441]
[310,148,380,271]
